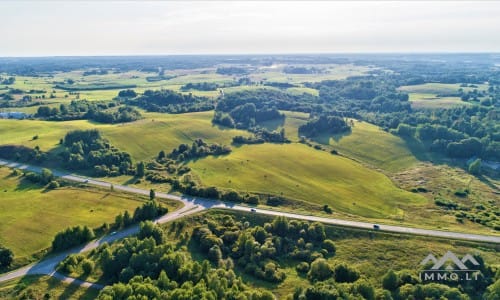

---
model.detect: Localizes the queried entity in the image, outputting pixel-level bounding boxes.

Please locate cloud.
[0,1,499,56]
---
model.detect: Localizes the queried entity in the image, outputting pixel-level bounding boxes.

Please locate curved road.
[0,159,499,288]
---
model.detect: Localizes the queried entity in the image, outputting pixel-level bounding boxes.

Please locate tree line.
[36,100,142,124]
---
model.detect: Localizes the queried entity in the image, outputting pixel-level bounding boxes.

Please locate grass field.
[260,113,419,172]
[398,83,489,94]
[0,111,250,161]
[188,143,427,218]
[407,93,470,109]
[0,167,143,259]
[0,275,98,300]
[397,83,487,109]
[313,120,419,172]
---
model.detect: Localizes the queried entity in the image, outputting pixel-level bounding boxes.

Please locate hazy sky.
[1,1,499,56]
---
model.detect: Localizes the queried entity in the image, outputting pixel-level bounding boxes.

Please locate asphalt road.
[0,159,498,287]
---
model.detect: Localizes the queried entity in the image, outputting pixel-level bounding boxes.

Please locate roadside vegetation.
[54,210,500,299]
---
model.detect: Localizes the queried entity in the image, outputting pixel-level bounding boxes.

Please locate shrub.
[47,181,60,189]
[82,259,94,275]
[321,239,336,255]
[333,263,359,283]
[296,262,310,273]
[308,258,333,282]
[382,270,399,291]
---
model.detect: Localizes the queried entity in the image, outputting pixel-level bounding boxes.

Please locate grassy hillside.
[0,111,249,161]
[397,83,488,109]
[312,120,419,172]
[102,111,250,161]
[260,113,419,172]
[189,143,427,218]
[0,167,142,259]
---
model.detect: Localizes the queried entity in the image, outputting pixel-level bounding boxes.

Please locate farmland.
[0,167,144,261]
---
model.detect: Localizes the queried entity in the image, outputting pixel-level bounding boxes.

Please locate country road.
[0,158,499,288]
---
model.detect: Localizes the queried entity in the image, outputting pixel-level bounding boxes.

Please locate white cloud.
[0,1,499,56]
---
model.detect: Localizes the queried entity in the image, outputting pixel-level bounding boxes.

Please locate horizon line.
[1,51,500,59]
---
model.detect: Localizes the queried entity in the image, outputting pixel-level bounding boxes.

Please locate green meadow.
[313,120,419,172]
[0,167,142,259]
[0,111,249,160]
[397,83,487,109]
[188,143,427,218]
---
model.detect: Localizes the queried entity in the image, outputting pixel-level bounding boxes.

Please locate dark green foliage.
[382,269,399,291]
[37,101,142,123]
[181,82,218,91]
[118,89,137,98]
[233,127,289,144]
[138,221,164,244]
[51,226,95,252]
[308,258,333,282]
[299,115,350,137]
[90,230,269,299]
[333,263,360,283]
[468,158,482,175]
[55,83,135,91]
[168,139,231,162]
[216,67,248,75]
[136,161,145,177]
[128,89,213,113]
[132,200,168,223]
[213,89,317,128]
[434,197,459,209]
[192,215,327,284]
[283,66,322,74]
[60,129,132,177]
[296,262,310,273]
[390,106,498,161]
[0,247,13,268]
[0,145,46,163]
[321,239,336,255]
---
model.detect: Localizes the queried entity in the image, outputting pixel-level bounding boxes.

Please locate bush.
[308,258,333,282]
[296,262,310,273]
[82,259,94,275]
[382,270,399,291]
[321,239,336,255]
[333,263,359,283]
[0,247,14,268]
[47,181,60,189]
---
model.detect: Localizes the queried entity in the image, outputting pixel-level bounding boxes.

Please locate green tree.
[468,158,482,175]
[308,258,333,282]
[382,269,399,291]
[149,189,156,200]
[82,259,94,275]
[40,168,54,184]
[136,161,145,177]
[333,263,359,283]
[0,247,13,268]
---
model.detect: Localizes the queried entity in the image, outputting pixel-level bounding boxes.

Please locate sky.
[1,1,499,56]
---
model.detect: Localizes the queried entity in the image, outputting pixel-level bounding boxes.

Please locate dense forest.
[60,129,133,176]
